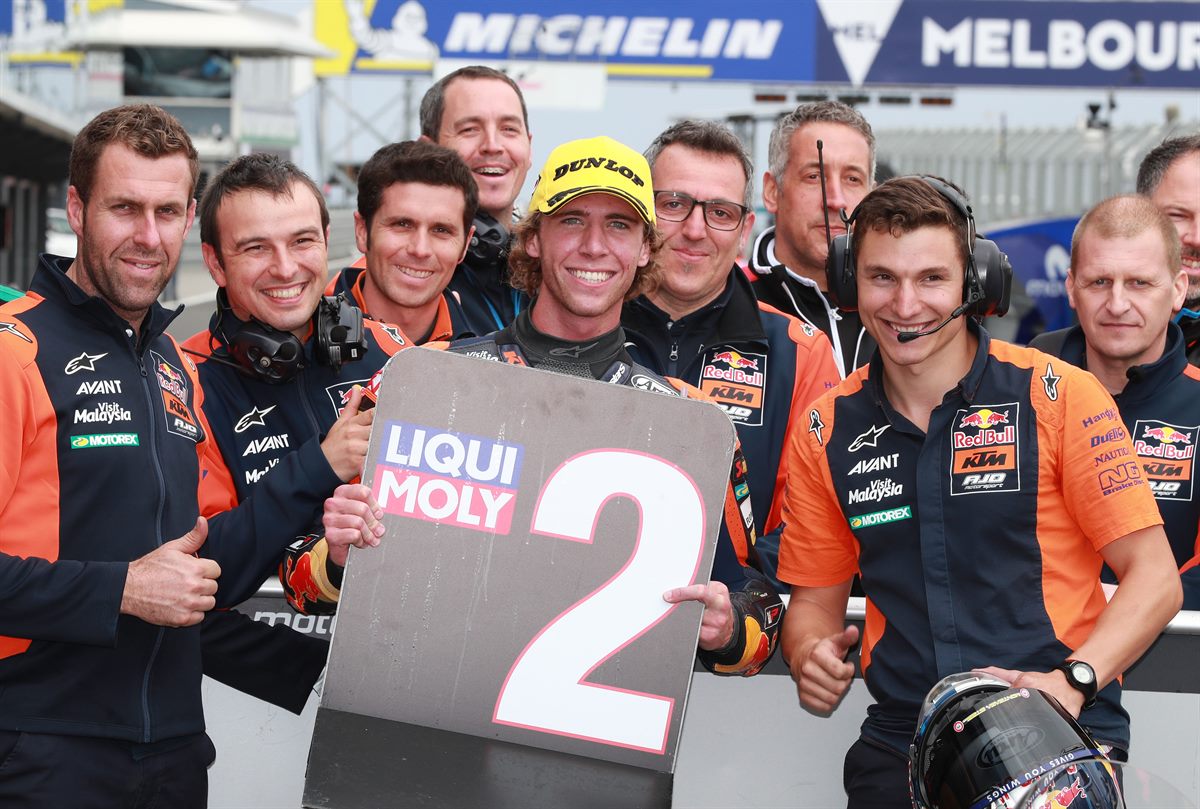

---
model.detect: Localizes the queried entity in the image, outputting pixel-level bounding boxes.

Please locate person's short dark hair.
[419,65,529,140]
[851,175,970,269]
[644,120,754,208]
[768,100,876,186]
[356,140,478,236]
[199,153,329,263]
[1136,134,1200,195]
[508,211,663,302]
[70,104,199,204]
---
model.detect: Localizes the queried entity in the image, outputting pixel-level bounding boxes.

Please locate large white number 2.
[492,450,707,754]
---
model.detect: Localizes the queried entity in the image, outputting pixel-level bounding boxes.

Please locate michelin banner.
[314,0,1198,88]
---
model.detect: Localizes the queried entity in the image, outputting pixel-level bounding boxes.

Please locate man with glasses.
[622,121,838,585]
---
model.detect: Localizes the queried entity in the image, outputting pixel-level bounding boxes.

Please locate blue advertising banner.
[314,0,1198,88]
[829,1,1200,89]
[315,1,816,79]
[988,217,1079,334]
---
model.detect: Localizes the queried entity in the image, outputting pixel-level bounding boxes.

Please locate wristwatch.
[1057,659,1098,709]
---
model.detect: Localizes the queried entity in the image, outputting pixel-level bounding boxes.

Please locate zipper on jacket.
[130,328,169,743]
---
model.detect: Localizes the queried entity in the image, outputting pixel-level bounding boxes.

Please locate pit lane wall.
[204,591,1200,807]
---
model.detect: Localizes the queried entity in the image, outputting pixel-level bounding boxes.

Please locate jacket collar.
[868,319,992,410]
[624,266,767,348]
[33,253,180,347]
[1057,322,1188,405]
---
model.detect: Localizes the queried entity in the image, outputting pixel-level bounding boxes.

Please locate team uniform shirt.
[0,256,334,742]
[1031,322,1200,609]
[778,324,1163,754]
[748,226,875,378]
[182,308,405,710]
[334,264,474,343]
[622,267,838,586]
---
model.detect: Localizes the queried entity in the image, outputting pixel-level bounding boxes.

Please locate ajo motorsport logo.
[1134,419,1198,501]
[373,421,524,533]
[950,403,1020,495]
[700,349,766,426]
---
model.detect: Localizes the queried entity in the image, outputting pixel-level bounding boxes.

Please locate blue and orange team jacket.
[623,267,839,586]
[0,256,339,743]
[1032,322,1200,609]
[779,325,1163,755]
[182,307,406,612]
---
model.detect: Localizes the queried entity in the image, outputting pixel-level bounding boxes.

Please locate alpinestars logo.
[815,0,902,86]
[0,322,32,343]
[65,352,108,374]
[235,404,277,433]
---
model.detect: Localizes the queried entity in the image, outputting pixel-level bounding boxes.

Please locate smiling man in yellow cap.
[434,135,785,676]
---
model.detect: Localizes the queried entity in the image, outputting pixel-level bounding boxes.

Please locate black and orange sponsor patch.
[949,403,1020,495]
[1133,419,1198,501]
[700,348,766,426]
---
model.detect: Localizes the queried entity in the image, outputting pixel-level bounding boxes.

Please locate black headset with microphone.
[200,289,367,384]
[824,176,1012,338]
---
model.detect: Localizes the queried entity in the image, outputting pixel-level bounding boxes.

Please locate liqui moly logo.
[374,421,524,534]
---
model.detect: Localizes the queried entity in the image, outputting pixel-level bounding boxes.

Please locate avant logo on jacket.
[1134,419,1198,501]
[151,351,203,443]
[700,348,766,426]
[950,403,1020,495]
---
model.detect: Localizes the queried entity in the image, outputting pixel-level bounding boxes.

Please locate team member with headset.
[183,154,394,712]
[777,176,1181,806]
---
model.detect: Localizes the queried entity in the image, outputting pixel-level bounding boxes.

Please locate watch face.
[1070,661,1095,685]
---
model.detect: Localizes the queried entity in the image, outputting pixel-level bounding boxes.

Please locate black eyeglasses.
[653,191,748,231]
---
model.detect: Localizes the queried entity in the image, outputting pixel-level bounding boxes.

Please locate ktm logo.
[960,450,1008,469]
[709,386,756,403]
[959,408,1009,430]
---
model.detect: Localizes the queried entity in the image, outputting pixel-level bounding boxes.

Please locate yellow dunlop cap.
[528,136,655,225]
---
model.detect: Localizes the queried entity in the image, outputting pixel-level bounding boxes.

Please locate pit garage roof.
[66,0,331,59]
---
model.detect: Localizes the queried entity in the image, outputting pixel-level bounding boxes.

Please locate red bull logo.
[953,407,1016,450]
[155,360,187,400]
[1135,421,1197,460]
[704,351,765,387]
[711,350,759,371]
[1144,425,1192,444]
[1050,776,1083,808]
[959,408,1009,430]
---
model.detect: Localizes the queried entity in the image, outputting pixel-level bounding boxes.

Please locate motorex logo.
[848,505,912,529]
[71,433,139,449]
[374,421,524,534]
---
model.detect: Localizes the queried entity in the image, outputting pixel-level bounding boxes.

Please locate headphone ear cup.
[226,323,305,383]
[965,238,1012,318]
[825,232,857,312]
